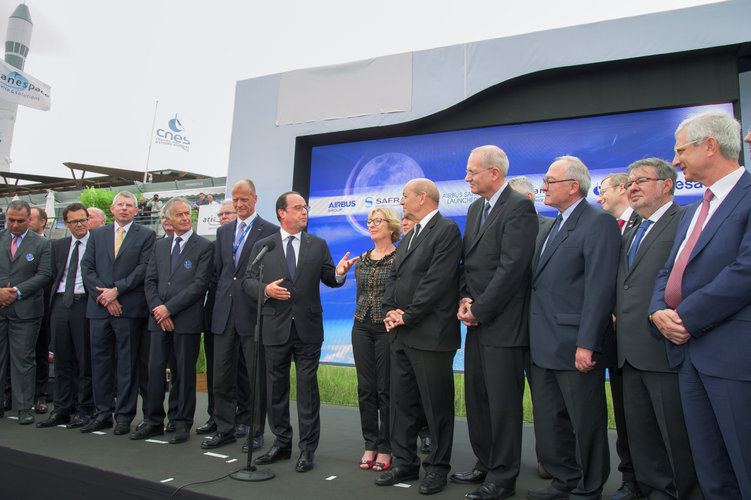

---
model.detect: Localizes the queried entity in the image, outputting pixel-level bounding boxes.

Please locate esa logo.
[675,179,703,190]
[155,114,191,149]
[364,196,401,208]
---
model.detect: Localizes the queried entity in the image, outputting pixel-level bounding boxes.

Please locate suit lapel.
[294,232,311,282]
[534,201,586,277]
[270,232,290,279]
[115,223,138,261]
[467,191,507,255]
[1,231,11,262]
[405,213,440,258]
[169,234,195,278]
[625,202,679,278]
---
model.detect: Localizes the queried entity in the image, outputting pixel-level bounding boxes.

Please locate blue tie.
[627,219,653,268]
[286,235,296,279]
[480,201,491,227]
[171,236,182,272]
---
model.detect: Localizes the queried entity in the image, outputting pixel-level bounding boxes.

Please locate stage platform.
[0,395,626,499]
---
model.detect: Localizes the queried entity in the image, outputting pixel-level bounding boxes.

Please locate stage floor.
[0,394,626,499]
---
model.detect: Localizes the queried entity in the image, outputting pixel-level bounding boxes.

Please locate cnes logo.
[156,114,191,151]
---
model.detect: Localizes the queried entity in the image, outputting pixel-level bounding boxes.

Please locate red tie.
[617,219,625,230]
[664,189,714,308]
[10,235,18,258]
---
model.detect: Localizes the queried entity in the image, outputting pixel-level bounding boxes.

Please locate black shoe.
[375,466,420,486]
[467,482,515,500]
[195,417,216,435]
[113,422,131,435]
[419,472,447,495]
[612,481,642,500]
[36,410,70,428]
[527,485,570,500]
[242,434,264,453]
[18,410,34,425]
[165,421,175,433]
[296,451,315,472]
[169,428,189,444]
[235,423,249,437]
[135,421,147,432]
[66,413,91,429]
[34,397,49,414]
[254,445,292,464]
[130,424,164,440]
[201,432,236,449]
[80,417,113,433]
[420,436,432,454]
[537,461,552,480]
[451,469,487,484]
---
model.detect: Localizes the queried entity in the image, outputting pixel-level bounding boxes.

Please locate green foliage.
[196,332,207,374]
[79,187,115,222]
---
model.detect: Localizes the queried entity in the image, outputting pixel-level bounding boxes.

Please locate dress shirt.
[618,206,634,235]
[234,213,257,255]
[57,233,89,295]
[114,220,135,245]
[171,229,193,255]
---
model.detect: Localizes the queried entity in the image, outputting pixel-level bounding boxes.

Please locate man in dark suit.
[201,179,279,450]
[450,146,537,500]
[0,200,52,424]
[36,203,95,429]
[650,111,751,498]
[374,179,462,495]
[527,156,621,500]
[28,206,52,415]
[80,191,156,435]
[243,191,353,473]
[132,197,213,444]
[615,159,701,498]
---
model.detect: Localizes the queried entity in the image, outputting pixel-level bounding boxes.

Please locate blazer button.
[233,277,237,280]
[229,294,232,297]
[167,282,171,286]
[623,285,629,290]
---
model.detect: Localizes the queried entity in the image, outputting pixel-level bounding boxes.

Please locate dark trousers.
[34,313,50,399]
[0,313,41,411]
[609,365,636,484]
[205,329,252,421]
[622,362,702,500]
[138,327,150,418]
[144,330,200,430]
[351,319,390,453]
[265,322,320,452]
[529,365,610,500]
[49,295,93,415]
[464,332,525,488]
[390,339,455,476]
[678,350,751,499]
[89,317,144,423]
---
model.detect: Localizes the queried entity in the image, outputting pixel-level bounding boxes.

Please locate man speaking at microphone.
[243,191,356,473]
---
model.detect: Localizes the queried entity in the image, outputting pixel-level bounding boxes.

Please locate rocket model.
[0,4,33,172]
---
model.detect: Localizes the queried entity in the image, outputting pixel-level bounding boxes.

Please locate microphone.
[250,239,276,268]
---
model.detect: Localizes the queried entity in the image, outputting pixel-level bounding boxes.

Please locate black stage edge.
[0,397,625,499]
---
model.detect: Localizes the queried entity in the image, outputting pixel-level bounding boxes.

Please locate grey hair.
[113,191,138,205]
[556,156,591,197]
[676,111,741,161]
[7,199,30,216]
[470,145,510,176]
[165,197,191,216]
[508,176,535,196]
[628,158,677,195]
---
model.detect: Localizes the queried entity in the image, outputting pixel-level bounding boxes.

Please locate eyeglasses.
[542,178,576,186]
[288,204,310,212]
[218,211,236,217]
[465,166,495,177]
[674,138,706,154]
[366,218,386,226]
[66,218,89,225]
[625,177,667,190]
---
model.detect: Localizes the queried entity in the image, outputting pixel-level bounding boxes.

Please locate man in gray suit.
[0,200,52,424]
[528,157,621,500]
[615,158,701,499]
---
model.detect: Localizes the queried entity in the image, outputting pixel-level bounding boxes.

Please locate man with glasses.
[80,191,156,435]
[244,191,355,473]
[614,159,701,498]
[527,157,621,500]
[649,111,751,498]
[37,203,95,429]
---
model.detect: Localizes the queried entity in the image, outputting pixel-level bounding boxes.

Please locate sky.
[1,0,717,180]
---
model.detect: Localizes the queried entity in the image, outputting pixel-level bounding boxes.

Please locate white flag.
[0,60,51,111]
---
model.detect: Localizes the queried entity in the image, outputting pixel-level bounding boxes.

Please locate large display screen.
[307,102,734,370]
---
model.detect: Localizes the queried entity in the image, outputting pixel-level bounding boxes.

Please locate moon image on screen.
[345,153,425,236]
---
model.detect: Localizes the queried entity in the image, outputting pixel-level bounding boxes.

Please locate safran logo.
[155,114,191,152]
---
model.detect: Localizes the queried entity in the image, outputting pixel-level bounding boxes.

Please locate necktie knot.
[704,189,714,202]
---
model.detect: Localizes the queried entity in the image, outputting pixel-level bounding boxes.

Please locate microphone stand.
[230,259,275,482]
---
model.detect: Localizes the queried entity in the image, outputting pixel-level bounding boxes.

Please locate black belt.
[56,293,87,301]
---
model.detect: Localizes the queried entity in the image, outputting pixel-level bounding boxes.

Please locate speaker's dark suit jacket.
[460,188,537,488]
[649,171,751,497]
[382,212,462,475]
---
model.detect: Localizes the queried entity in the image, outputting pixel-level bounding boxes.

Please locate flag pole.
[144,100,159,183]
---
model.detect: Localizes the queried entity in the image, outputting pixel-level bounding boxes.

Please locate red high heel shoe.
[360,451,376,469]
[373,454,391,471]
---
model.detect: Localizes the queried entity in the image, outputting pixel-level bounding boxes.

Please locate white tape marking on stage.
[93,431,106,435]
[326,476,337,481]
[8,416,18,420]
[160,478,174,483]
[226,458,238,463]
[146,439,168,444]
[204,452,229,458]
[394,483,412,488]
[56,425,67,428]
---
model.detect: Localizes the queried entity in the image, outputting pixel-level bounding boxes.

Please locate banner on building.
[0,60,51,111]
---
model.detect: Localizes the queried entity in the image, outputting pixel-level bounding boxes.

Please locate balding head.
[401,178,439,222]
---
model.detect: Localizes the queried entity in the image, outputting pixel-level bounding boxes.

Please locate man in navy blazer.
[132,197,213,444]
[243,191,353,473]
[80,191,156,435]
[201,179,279,450]
[649,111,751,498]
[527,157,621,500]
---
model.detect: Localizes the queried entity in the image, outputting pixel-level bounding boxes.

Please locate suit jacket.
[616,202,683,372]
[535,213,555,257]
[81,223,156,319]
[0,230,52,319]
[383,212,462,351]
[649,171,751,381]
[242,230,343,346]
[460,188,537,346]
[211,215,279,336]
[529,200,621,370]
[144,233,214,333]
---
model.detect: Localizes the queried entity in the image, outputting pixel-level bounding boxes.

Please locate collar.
[115,220,134,233]
[645,200,674,223]
[706,166,745,204]
[280,227,302,241]
[415,208,439,228]
[618,206,634,223]
[484,182,507,208]
[174,229,193,242]
[559,197,584,224]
